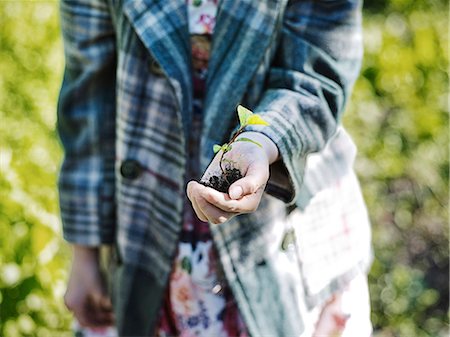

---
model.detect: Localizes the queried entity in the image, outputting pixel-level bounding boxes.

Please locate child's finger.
[191,196,209,222]
[228,163,267,200]
[196,194,236,224]
[200,185,260,214]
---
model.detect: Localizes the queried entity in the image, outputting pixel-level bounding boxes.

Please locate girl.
[59,0,372,336]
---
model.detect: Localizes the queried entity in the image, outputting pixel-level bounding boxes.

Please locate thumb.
[228,165,266,200]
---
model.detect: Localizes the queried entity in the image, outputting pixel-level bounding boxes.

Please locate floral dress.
[155,1,248,336]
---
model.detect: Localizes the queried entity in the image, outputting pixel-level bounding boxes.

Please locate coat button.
[212,284,222,294]
[120,159,142,179]
[149,59,165,76]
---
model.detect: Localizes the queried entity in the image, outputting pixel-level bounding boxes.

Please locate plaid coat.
[58,0,371,335]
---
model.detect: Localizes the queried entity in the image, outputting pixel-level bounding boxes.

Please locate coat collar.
[123,0,283,147]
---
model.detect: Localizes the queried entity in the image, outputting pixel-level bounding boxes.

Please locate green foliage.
[0,2,72,336]
[0,1,448,336]
[235,137,262,148]
[237,105,269,128]
[345,0,449,335]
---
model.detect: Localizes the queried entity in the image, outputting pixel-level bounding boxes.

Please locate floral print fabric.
[154,205,248,337]
[186,0,218,35]
[155,1,248,333]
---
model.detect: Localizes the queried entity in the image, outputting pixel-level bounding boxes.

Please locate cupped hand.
[187,132,278,224]
[64,246,115,328]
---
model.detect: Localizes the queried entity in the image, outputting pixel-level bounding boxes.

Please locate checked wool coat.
[58,0,372,336]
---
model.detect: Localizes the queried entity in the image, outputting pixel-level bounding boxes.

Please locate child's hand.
[187,132,278,224]
[64,246,115,328]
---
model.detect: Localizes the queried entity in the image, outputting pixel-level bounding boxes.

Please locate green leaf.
[236,137,262,148]
[247,114,270,126]
[237,105,253,126]
[221,143,231,153]
[181,257,192,274]
[213,144,222,153]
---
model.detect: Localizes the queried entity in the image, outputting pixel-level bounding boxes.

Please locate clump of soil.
[201,167,243,193]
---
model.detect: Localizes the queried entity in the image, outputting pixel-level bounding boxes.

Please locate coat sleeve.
[57,0,117,245]
[245,0,363,205]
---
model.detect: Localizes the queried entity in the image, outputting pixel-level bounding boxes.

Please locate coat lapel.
[123,0,193,141]
[123,0,285,167]
[201,0,284,170]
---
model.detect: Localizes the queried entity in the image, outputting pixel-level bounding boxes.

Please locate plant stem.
[219,156,225,175]
[219,127,244,176]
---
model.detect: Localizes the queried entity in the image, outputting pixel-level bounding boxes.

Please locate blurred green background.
[0,0,448,336]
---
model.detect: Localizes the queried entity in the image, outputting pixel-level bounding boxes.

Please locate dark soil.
[201,167,243,193]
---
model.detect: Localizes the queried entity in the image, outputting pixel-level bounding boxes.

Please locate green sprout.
[213,105,269,175]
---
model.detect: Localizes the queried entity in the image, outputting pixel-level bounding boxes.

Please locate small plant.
[201,105,269,193]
